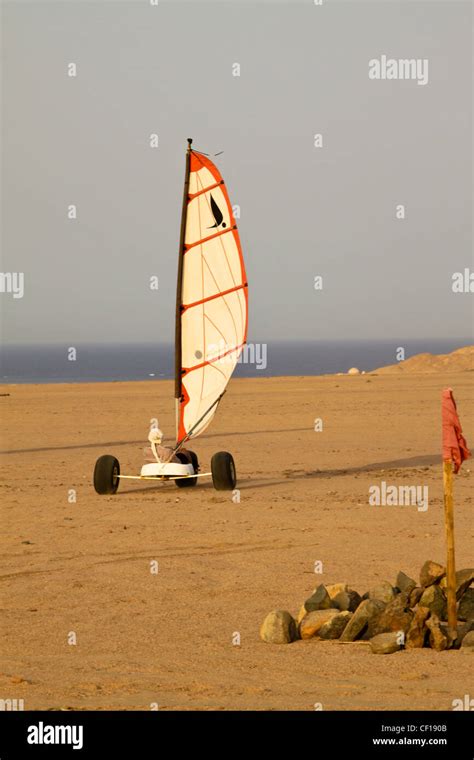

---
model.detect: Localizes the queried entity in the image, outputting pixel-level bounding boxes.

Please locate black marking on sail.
[208,194,225,228]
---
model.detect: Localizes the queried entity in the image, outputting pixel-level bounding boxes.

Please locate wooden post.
[443,459,457,642]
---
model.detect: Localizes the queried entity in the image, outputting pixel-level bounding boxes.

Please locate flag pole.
[442,458,457,643]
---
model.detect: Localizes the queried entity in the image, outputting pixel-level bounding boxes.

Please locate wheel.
[175,451,198,488]
[93,455,120,494]
[187,450,199,473]
[211,451,236,491]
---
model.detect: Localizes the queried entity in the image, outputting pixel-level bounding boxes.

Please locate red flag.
[442,388,471,473]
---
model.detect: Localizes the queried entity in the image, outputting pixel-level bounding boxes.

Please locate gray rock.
[326,583,348,598]
[440,568,474,600]
[396,571,417,595]
[370,632,403,654]
[419,585,447,619]
[260,610,296,644]
[304,584,333,612]
[405,606,430,649]
[420,560,445,588]
[319,611,353,640]
[299,609,340,640]
[369,581,396,604]
[297,605,308,624]
[439,620,473,650]
[461,630,474,651]
[455,620,474,648]
[458,588,474,621]
[332,589,362,613]
[426,614,448,651]
[409,586,424,608]
[340,599,385,642]
[367,592,413,638]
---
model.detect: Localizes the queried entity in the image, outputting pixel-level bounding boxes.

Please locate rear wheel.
[94,455,120,494]
[175,451,198,488]
[211,451,236,491]
[185,449,199,474]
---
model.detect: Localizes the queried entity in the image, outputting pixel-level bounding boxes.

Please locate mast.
[174,138,193,440]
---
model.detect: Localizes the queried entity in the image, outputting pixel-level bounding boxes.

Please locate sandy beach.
[1,368,473,710]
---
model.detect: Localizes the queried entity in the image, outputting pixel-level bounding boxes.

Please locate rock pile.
[260,561,474,654]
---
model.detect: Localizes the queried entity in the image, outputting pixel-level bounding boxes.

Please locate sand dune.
[374,345,473,374]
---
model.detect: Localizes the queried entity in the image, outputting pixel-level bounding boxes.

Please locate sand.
[1,368,473,710]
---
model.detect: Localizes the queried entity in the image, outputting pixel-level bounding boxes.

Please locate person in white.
[146,427,180,463]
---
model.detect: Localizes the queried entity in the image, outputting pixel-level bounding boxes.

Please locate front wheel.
[94,455,120,494]
[211,451,236,491]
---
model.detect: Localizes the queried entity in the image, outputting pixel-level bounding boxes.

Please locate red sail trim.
[182,282,248,312]
[184,225,236,253]
[182,342,246,376]
[189,151,224,181]
[177,383,190,441]
[188,180,223,200]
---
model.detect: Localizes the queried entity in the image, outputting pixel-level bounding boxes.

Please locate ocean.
[0,339,470,384]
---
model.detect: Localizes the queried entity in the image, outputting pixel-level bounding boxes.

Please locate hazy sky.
[1,0,472,345]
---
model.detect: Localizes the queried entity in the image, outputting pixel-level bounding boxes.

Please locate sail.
[175,147,248,442]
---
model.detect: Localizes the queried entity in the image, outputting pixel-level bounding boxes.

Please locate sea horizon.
[0,338,471,385]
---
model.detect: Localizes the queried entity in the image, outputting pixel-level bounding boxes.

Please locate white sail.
[176,149,248,441]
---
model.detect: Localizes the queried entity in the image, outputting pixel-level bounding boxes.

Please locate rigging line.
[173,391,226,452]
[193,147,223,159]
[201,248,239,348]
[203,314,236,370]
[204,311,231,348]
[218,236,244,344]
[197,339,228,382]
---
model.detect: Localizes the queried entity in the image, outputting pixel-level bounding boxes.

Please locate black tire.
[211,451,236,491]
[94,455,120,495]
[187,450,199,473]
[175,451,198,488]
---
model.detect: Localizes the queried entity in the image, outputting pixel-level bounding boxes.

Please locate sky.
[1,0,472,345]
